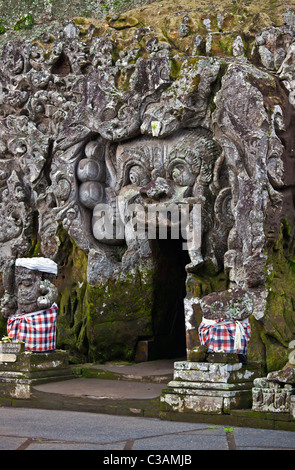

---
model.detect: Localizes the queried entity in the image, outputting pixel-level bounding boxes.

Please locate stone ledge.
[0,350,72,399]
[167,379,253,392]
[1,386,295,431]
[173,361,261,384]
[160,390,252,415]
[0,350,70,372]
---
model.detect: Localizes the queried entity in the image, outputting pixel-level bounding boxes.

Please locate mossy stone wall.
[53,228,155,363]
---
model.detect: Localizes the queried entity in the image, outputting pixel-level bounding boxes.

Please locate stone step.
[70,360,175,384]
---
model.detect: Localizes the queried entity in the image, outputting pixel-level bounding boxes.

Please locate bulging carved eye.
[16,143,27,155]
[54,177,71,201]
[128,165,150,186]
[171,163,196,186]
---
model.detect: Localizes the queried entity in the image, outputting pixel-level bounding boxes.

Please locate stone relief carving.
[0,258,58,318]
[0,8,294,366]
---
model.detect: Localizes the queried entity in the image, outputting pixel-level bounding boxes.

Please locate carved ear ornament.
[165,146,202,178]
[165,132,221,181]
[214,187,234,230]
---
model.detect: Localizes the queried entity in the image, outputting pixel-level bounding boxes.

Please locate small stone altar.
[252,377,295,414]
[252,360,295,414]
[161,359,261,415]
[161,286,261,415]
[0,342,72,399]
[0,257,72,399]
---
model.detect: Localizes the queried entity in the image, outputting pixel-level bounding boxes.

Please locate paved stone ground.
[2,358,295,448]
[1,407,295,450]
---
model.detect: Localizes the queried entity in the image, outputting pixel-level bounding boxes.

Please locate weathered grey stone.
[0,261,58,317]
[0,342,24,354]
[0,2,294,369]
[252,364,295,413]
[206,352,240,363]
[267,366,295,384]
[0,350,72,399]
[161,392,224,414]
[173,361,260,383]
[199,287,254,321]
[161,361,259,413]
[188,345,208,362]
[252,384,295,413]
[289,395,295,419]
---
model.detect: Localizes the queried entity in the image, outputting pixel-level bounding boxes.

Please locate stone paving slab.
[34,378,165,399]
[233,427,295,450]
[72,358,177,383]
[2,359,295,434]
[1,407,295,451]
[33,359,176,399]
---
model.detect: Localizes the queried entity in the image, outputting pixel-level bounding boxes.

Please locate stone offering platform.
[161,360,262,415]
[0,343,72,399]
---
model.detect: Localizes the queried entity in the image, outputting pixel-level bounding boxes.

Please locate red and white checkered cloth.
[7,304,58,352]
[198,317,251,354]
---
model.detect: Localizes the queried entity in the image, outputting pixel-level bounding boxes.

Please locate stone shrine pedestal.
[0,343,72,399]
[161,360,261,415]
[252,377,295,413]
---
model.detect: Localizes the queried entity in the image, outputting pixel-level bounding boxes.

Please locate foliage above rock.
[1,0,295,57]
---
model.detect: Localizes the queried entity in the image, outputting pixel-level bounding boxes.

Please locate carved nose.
[140,177,172,200]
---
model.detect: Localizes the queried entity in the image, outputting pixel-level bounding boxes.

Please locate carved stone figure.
[1,258,58,317]
[185,287,254,362]
[2,257,58,352]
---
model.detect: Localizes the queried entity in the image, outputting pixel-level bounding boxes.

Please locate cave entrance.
[144,237,190,361]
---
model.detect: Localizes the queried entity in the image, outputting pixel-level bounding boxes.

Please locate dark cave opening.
[148,236,191,360]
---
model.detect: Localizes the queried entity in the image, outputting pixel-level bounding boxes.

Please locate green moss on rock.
[85,269,154,362]
[186,260,229,298]
[54,227,89,362]
[0,314,6,339]
[260,219,295,372]
[54,226,155,363]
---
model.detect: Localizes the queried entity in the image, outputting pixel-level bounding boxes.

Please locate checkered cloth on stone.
[198,317,251,354]
[7,303,58,352]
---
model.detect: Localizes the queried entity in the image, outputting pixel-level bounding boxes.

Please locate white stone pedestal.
[0,344,72,399]
[161,361,261,415]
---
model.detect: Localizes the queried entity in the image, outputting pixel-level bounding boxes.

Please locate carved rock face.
[0,35,289,286]
[15,268,42,314]
[0,6,295,366]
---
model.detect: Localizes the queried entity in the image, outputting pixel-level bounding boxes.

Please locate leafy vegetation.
[14,13,34,31]
[0,18,7,34]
